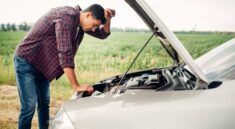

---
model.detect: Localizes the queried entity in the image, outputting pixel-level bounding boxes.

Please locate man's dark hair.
[83,4,106,24]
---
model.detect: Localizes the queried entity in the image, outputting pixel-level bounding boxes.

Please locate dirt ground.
[0,85,63,129]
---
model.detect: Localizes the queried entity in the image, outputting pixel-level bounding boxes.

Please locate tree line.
[111,27,151,32]
[0,23,150,32]
[1,22,234,34]
[0,22,32,31]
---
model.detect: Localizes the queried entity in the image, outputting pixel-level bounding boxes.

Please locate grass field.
[0,31,234,128]
[1,31,234,86]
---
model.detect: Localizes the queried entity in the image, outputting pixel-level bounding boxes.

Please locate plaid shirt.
[15,5,110,81]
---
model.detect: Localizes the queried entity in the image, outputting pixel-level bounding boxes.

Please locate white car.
[50,0,235,129]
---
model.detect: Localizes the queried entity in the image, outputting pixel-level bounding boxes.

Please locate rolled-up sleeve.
[86,26,110,39]
[55,15,75,69]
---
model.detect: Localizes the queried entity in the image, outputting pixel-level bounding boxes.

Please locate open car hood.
[125,0,209,86]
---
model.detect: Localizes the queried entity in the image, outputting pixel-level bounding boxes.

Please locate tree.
[6,23,11,31]
[19,23,24,31]
[111,27,124,32]
[11,23,17,31]
[1,24,7,31]
[19,21,32,31]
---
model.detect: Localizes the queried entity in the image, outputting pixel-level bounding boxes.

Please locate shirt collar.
[74,5,82,27]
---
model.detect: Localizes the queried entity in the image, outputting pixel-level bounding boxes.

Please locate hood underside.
[125,0,209,86]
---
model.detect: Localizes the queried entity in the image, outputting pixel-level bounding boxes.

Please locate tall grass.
[0,32,26,85]
[0,31,234,86]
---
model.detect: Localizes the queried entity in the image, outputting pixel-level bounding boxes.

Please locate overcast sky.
[0,0,235,31]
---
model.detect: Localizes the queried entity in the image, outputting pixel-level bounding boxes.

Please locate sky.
[0,0,235,31]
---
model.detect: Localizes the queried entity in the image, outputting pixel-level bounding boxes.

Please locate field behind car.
[0,31,234,128]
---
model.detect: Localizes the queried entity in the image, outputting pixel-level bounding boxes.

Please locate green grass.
[0,32,26,85]
[177,32,235,58]
[0,31,235,86]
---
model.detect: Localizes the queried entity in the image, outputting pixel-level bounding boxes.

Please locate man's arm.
[55,14,93,93]
[63,68,93,93]
[86,8,115,39]
[103,8,115,33]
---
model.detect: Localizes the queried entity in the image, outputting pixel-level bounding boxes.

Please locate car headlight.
[50,106,75,129]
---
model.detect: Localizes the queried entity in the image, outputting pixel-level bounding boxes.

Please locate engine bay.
[71,65,222,99]
[77,66,200,98]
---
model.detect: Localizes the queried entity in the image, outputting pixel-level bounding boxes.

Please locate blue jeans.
[14,55,50,129]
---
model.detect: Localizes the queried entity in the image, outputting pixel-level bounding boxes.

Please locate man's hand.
[63,68,94,94]
[103,8,115,33]
[76,84,94,94]
[105,8,115,20]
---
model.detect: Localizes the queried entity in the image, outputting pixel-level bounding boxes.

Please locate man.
[14,4,115,129]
